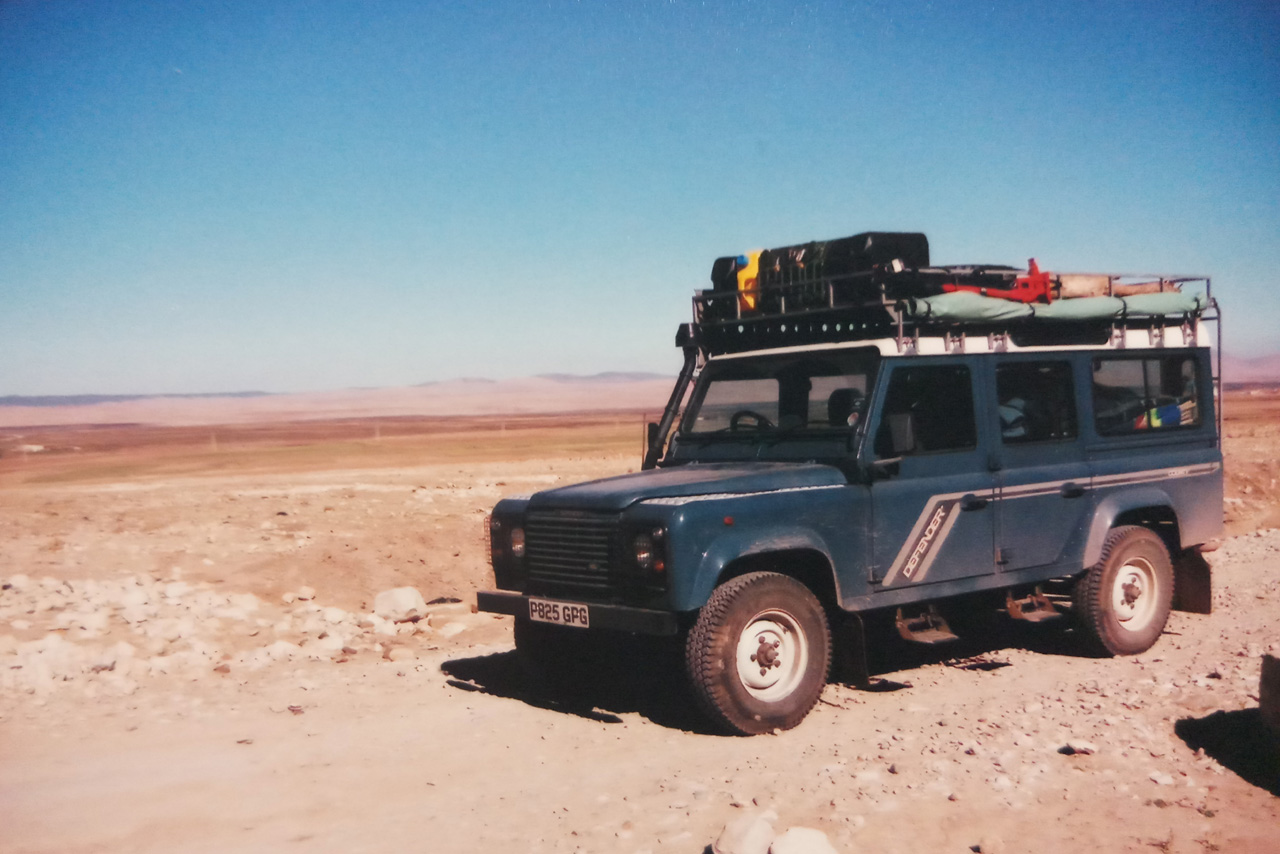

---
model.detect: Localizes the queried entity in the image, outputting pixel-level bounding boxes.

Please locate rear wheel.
[1074,526,1174,655]
[686,572,830,735]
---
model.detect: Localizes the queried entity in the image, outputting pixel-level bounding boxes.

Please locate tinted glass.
[684,351,875,434]
[874,364,976,456]
[996,361,1078,444]
[1092,355,1200,436]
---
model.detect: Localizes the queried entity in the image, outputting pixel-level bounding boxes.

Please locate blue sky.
[2,0,1277,395]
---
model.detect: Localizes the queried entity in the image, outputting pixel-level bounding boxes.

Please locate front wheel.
[685,572,830,735]
[1073,526,1174,656]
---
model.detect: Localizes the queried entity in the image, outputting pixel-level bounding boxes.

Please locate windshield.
[681,349,878,438]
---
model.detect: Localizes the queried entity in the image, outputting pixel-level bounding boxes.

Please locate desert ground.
[1,390,1278,854]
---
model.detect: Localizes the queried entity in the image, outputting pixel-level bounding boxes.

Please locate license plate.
[528,598,590,628]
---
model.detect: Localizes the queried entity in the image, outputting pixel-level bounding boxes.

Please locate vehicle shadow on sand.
[855,607,1101,682]
[1174,709,1280,796]
[441,637,719,734]
[441,613,1102,733]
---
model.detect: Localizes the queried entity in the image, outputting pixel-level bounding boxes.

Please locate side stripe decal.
[880,461,1220,586]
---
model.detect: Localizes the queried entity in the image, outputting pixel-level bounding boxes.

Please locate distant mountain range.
[3,357,1277,412]
[1220,354,1280,385]
[0,391,273,408]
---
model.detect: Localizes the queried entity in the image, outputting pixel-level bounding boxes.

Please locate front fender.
[675,526,837,611]
[1082,487,1175,567]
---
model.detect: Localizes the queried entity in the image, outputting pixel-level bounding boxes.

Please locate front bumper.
[476,590,682,636]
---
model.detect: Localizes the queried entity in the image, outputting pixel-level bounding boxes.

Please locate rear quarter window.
[1092,355,1200,436]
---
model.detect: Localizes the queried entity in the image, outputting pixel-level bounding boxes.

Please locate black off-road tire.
[685,572,831,735]
[1074,526,1174,656]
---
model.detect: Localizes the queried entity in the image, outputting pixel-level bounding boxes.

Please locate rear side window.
[1092,355,1200,436]
[875,364,976,456]
[996,361,1077,444]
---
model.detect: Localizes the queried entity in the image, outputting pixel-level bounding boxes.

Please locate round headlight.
[509,527,525,557]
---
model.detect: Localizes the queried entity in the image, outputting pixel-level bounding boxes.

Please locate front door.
[864,360,996,589]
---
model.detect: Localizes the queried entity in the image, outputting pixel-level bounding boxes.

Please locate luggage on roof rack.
[709,232,930,315]
[691,230,1215,357]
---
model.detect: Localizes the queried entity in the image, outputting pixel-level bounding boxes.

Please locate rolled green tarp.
[906,290,1208,323]
[905,291,1033,322]
[1116,291,1208,316]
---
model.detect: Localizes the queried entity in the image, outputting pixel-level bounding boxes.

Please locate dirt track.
[1,404,1277,853]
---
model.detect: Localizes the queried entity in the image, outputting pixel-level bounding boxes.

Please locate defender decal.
[899,498,962,582]
[882,490,991,586]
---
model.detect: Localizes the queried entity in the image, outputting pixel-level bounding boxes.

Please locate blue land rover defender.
[478,232,1223,735]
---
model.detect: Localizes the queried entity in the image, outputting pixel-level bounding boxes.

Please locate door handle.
[960,493,988,511]
[1060,482,1086,499]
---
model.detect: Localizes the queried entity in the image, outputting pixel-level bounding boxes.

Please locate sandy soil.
[1,398,1277,854]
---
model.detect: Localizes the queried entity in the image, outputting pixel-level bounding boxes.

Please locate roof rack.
[687,265,1216,357]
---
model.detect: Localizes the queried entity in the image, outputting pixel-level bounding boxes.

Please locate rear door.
[991,356,1092,572]
[863,358,996,589]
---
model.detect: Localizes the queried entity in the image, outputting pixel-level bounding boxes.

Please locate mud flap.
[831,611,870,688]
[1172,549,1212,614]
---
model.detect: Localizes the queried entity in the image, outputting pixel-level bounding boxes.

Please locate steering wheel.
[729,409,775,431]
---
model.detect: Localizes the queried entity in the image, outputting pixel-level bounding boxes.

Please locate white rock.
[6,574,32,592]
[437,622,467,639]
[80,611,111,634]
[322,606,347,624]
[164,581,192,600]
[264,640,302,661]
[769,827,838,854]
[713,809,777,854]
[314,634,346,652]
[1149,772,1174,786]
[386,646,416,662]
[296,586,316,601]
[374,587,427,623]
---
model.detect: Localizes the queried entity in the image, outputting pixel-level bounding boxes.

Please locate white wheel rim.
[735,609,809,702]
[1111,556,1158,632]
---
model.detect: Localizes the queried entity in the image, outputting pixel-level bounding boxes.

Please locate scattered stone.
[1059,741,1098,756]
[1149,772,1174,786]
[976,834,1007,854]
[295,586,316,601]
[374,587,427,623]
[713,809,776,854]
[769,827,837,854]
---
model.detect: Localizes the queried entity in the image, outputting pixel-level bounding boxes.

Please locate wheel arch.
[1082,488,1180,568]
[714,548,840,612]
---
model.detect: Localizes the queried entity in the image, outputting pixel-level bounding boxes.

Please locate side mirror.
[646,421,661,449]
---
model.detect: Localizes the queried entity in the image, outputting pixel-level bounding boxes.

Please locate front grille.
[525,510,619,591]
